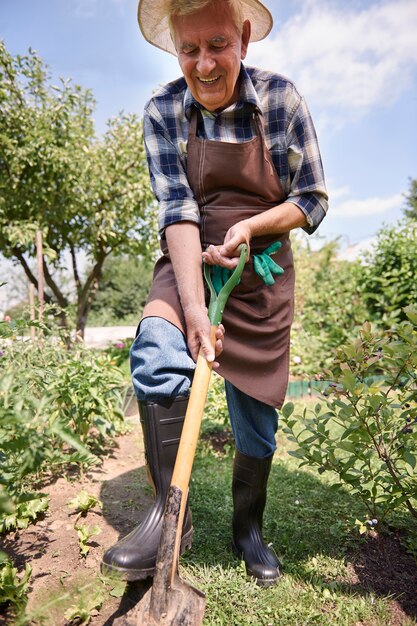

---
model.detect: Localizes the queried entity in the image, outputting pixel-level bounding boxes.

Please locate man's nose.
[196,50,216,75]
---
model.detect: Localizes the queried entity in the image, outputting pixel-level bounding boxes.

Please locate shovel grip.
[171,329,215,491]
[169,326,216,580]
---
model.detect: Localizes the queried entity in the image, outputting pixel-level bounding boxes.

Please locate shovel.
[136,244,248,626]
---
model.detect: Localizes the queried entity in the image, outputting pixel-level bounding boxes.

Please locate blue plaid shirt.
[143,64,328,236]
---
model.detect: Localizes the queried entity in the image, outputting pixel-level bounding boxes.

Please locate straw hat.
[137,0,273,56]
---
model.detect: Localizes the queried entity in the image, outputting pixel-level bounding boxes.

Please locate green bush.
[88,254,153,326]
[360,219,417,329]
[282,307,417,526]
[291,238,367,377]
[0,315,126,532]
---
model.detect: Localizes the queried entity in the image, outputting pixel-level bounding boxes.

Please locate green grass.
[178,400,417,626]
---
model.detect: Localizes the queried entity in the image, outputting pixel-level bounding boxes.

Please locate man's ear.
[241,20,251,60]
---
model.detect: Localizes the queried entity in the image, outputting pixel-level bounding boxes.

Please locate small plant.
[103,339,132,367]
[74,523,102,557]
[0,552,32,613]
[68,490,103,557]
[67,490,103,516]
[62,585,104,625]
[282,307,417,525]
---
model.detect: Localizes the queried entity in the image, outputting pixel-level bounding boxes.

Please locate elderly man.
[102,0,328,587]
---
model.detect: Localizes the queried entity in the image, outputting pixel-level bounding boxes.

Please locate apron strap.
[188,107,199,140]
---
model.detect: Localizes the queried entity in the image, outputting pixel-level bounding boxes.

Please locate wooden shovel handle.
[170,326,216,578]
[172,326,215,490]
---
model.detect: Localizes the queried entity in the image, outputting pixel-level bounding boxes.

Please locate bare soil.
[1,421,416,625]
[347,530,417,624]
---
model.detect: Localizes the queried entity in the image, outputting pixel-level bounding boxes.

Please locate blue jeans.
[130,317,278,458]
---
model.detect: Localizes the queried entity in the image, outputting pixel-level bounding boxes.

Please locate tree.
[0,42,157,335]
[403,178,417,220]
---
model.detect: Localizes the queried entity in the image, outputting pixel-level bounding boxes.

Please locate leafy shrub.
[103,339,132,368]
[88,254,153,326]
[291,238,367,377]
[360,219,417,329]
[282,307,417,525]
[0,316,126,532]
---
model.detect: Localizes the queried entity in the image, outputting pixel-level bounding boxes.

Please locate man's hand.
[183,303,225,366]
[202,221,251,268]
[202,202,308,268]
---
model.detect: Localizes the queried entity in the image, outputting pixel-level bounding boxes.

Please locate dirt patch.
[347,530,417,624]
[200,428,234,454]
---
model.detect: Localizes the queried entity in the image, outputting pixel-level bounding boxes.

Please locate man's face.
[172,2,250,112]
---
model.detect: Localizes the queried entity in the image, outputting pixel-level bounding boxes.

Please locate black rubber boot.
[232,450,281,586]
[101,397,193,580]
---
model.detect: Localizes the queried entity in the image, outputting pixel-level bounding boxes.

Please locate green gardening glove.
[253,241,284,286]
[211,264,234,295]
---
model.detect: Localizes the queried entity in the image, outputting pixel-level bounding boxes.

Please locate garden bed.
[1,420,416,625]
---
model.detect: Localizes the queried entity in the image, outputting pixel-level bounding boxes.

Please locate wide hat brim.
[137,0,273,56]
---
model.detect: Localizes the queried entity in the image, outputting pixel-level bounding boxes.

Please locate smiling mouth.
[198,76,220,84]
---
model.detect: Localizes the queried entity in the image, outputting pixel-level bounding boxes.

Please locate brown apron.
[142,108,294,408]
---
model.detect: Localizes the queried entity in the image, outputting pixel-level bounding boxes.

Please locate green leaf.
[287,449,306,460]
[282,402,294,419]
[342,370,356,392]
[337,441,357,453]
[403,450,416,476]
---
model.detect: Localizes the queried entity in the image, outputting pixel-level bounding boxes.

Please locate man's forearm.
[245,201,308,238]
[165,221,205,313]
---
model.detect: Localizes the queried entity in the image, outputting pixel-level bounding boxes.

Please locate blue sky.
[1,0,417,251]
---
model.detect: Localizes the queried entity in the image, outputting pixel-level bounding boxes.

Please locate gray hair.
[166,0,245,36]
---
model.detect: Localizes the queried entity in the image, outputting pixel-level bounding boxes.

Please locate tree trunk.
[75,252,106,339]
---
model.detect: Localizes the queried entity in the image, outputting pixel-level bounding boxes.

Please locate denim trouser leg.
[130,317,195,402]
[225,381,278,458]
[130,317,278,458]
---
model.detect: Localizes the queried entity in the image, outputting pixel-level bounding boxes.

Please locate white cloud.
[247,0,417,117]
[71,0,97,18]
[71,0,129,18]
[328,185,350,201]
[332,193,404,217]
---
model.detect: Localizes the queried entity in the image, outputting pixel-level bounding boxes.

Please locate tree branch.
[70,243,81,294]
[12,246,53,304]
[42,258,69,308]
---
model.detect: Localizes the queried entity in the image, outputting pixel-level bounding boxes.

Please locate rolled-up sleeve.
[143,101,200,235]
[286,97,328,234]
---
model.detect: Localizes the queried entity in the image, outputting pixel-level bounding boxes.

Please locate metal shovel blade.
[135,485,206,626]
[135,572,205,626]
